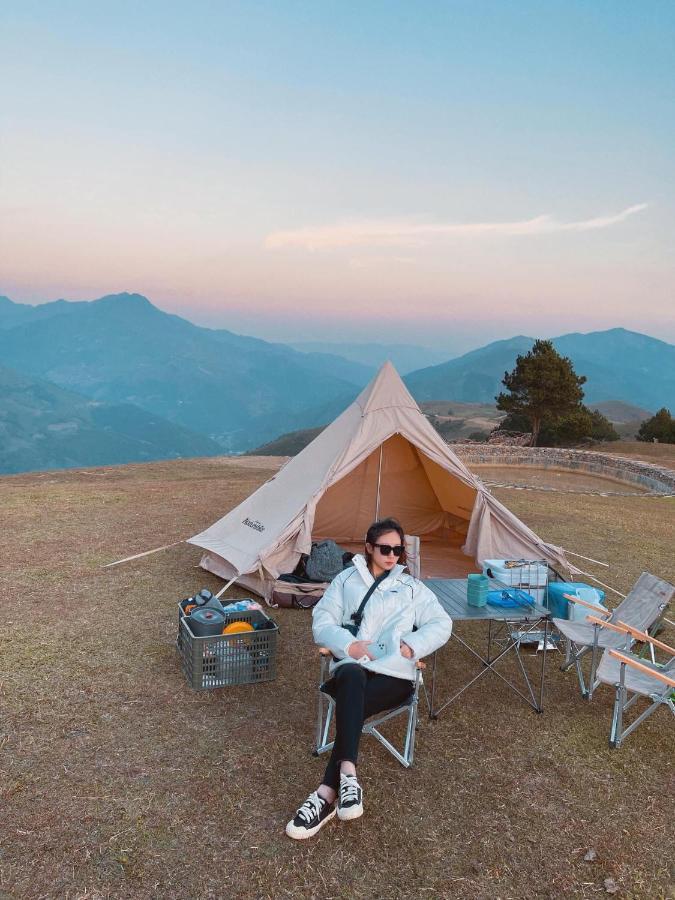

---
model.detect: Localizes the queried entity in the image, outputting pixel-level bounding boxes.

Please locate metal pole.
[375,444,383,519]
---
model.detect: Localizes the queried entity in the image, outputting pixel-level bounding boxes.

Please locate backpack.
[305,540,348,583]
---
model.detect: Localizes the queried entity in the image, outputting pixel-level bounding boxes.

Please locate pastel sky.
[1,1,674,354]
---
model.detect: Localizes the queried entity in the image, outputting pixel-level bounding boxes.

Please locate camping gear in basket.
[189,606,227,636]
[178,602,279,690]
[467,573,489,607]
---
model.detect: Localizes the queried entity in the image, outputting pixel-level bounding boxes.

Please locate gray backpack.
[305,540,348,582]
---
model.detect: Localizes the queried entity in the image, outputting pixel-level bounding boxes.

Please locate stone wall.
[452,444,675,495]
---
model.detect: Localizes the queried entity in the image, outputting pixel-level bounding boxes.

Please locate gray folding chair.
[592,619,675,748]
[554,572,674,700]
[314,650,427,768]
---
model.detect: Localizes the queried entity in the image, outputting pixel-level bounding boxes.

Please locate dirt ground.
[1,453,673,900]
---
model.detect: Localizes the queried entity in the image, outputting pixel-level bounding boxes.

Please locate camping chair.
[588,619,675,748]
[314,649,427,768]
[554,572,674,700]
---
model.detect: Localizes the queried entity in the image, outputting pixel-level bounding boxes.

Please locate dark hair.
[364,517,406,569]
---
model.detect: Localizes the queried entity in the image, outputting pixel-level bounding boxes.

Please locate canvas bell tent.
[188,362,575,600]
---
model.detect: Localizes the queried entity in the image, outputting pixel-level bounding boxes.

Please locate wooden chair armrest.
[587,616,630,634]
[564,593,610,615]
[608,650,675,688]
[615,620,675,655]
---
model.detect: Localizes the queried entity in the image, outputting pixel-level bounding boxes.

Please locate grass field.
[1,453,673,899]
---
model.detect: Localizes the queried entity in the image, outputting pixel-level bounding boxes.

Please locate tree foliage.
[496,340,586,446]
[637,408,675,443]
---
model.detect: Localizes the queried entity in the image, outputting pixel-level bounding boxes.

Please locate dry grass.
[1,454,673,900]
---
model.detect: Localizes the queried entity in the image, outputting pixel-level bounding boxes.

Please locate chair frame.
[594,619,675,748]
[559,589,670,701]
[313,649,427,768]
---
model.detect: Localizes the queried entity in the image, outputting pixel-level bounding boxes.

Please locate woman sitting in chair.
[286,517,452,839]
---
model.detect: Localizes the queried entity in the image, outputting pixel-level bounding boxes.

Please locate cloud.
[265,204,648,251]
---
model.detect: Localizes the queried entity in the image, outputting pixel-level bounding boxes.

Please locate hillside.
[0,365,223,474]
[0,294,367,451]
[404,329,675,411]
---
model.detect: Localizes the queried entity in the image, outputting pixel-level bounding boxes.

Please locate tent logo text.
[243,517,265,532]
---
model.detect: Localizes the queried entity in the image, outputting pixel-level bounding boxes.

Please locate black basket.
[177,607,279,691]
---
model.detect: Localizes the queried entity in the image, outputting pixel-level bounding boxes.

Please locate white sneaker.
[337,773,363,821]
[285,791,336,840]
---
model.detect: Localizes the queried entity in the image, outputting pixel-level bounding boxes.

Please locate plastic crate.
[178,608,279,690]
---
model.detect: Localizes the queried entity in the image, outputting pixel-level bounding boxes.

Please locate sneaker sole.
[285,807,336,840]
[337,804,363,821]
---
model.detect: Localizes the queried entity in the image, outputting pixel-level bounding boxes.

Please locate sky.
[1,1,674,355]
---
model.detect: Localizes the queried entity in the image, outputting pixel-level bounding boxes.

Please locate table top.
[424,578,550,623]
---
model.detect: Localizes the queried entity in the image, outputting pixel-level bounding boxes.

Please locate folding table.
[424,578,551,717]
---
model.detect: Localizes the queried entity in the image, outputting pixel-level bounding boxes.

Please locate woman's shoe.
[337,773,363,821]
[285,791,336,839]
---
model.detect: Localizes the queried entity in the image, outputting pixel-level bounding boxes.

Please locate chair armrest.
[615,620,675,656]
[587,616,631,634]
[564,593,610,616]
[587,617,675,656]
[608,650,675,688]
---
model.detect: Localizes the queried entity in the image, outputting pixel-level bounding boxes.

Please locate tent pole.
[375,444,383,519]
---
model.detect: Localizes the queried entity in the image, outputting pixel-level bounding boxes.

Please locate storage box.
[178,608,279,690]
[482,559,548,605]
[546,582,606,621]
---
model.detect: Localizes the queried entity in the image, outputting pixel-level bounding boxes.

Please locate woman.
[285,517,453,840]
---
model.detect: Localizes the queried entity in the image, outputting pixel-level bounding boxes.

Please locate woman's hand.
[348,640,374,660]
[399,641,414,659]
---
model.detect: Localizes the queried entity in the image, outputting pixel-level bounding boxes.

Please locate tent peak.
[356,361,420,416]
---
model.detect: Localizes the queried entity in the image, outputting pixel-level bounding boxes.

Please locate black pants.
[322,663,414,791]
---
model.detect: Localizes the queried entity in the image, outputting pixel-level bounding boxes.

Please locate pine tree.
[637,408,675,443]
[496,340,586,446]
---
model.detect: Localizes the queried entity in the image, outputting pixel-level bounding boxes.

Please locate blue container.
[547,582,606,619]
[467,573,489,607]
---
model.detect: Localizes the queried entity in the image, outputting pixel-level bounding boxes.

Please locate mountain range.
[404,330,675,412]
[0,364,223,474]
[0,292,672,474]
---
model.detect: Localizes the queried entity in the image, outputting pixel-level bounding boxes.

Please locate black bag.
[343,571,389,636]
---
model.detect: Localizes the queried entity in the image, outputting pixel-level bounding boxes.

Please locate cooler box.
[547,582,606,621]
[482,559,548,606]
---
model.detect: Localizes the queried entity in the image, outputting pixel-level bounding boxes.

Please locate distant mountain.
[404,329,675,411]
[591,400,653,424]
[0,294,369,451]
[288,341,451,374]
[0,365,223,474]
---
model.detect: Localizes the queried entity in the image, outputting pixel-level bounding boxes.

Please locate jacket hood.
[352,553,405,586]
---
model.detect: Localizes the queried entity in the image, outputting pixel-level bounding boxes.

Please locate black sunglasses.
[372,543,404,556]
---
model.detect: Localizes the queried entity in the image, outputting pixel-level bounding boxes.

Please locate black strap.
[349,570,389,631]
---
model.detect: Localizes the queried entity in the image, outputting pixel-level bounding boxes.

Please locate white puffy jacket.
[312,554,453,681]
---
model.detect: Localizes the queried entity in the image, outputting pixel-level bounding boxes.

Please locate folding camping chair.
[314,650,427,768]
[554,572,674,700]
[588,619,675,748]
